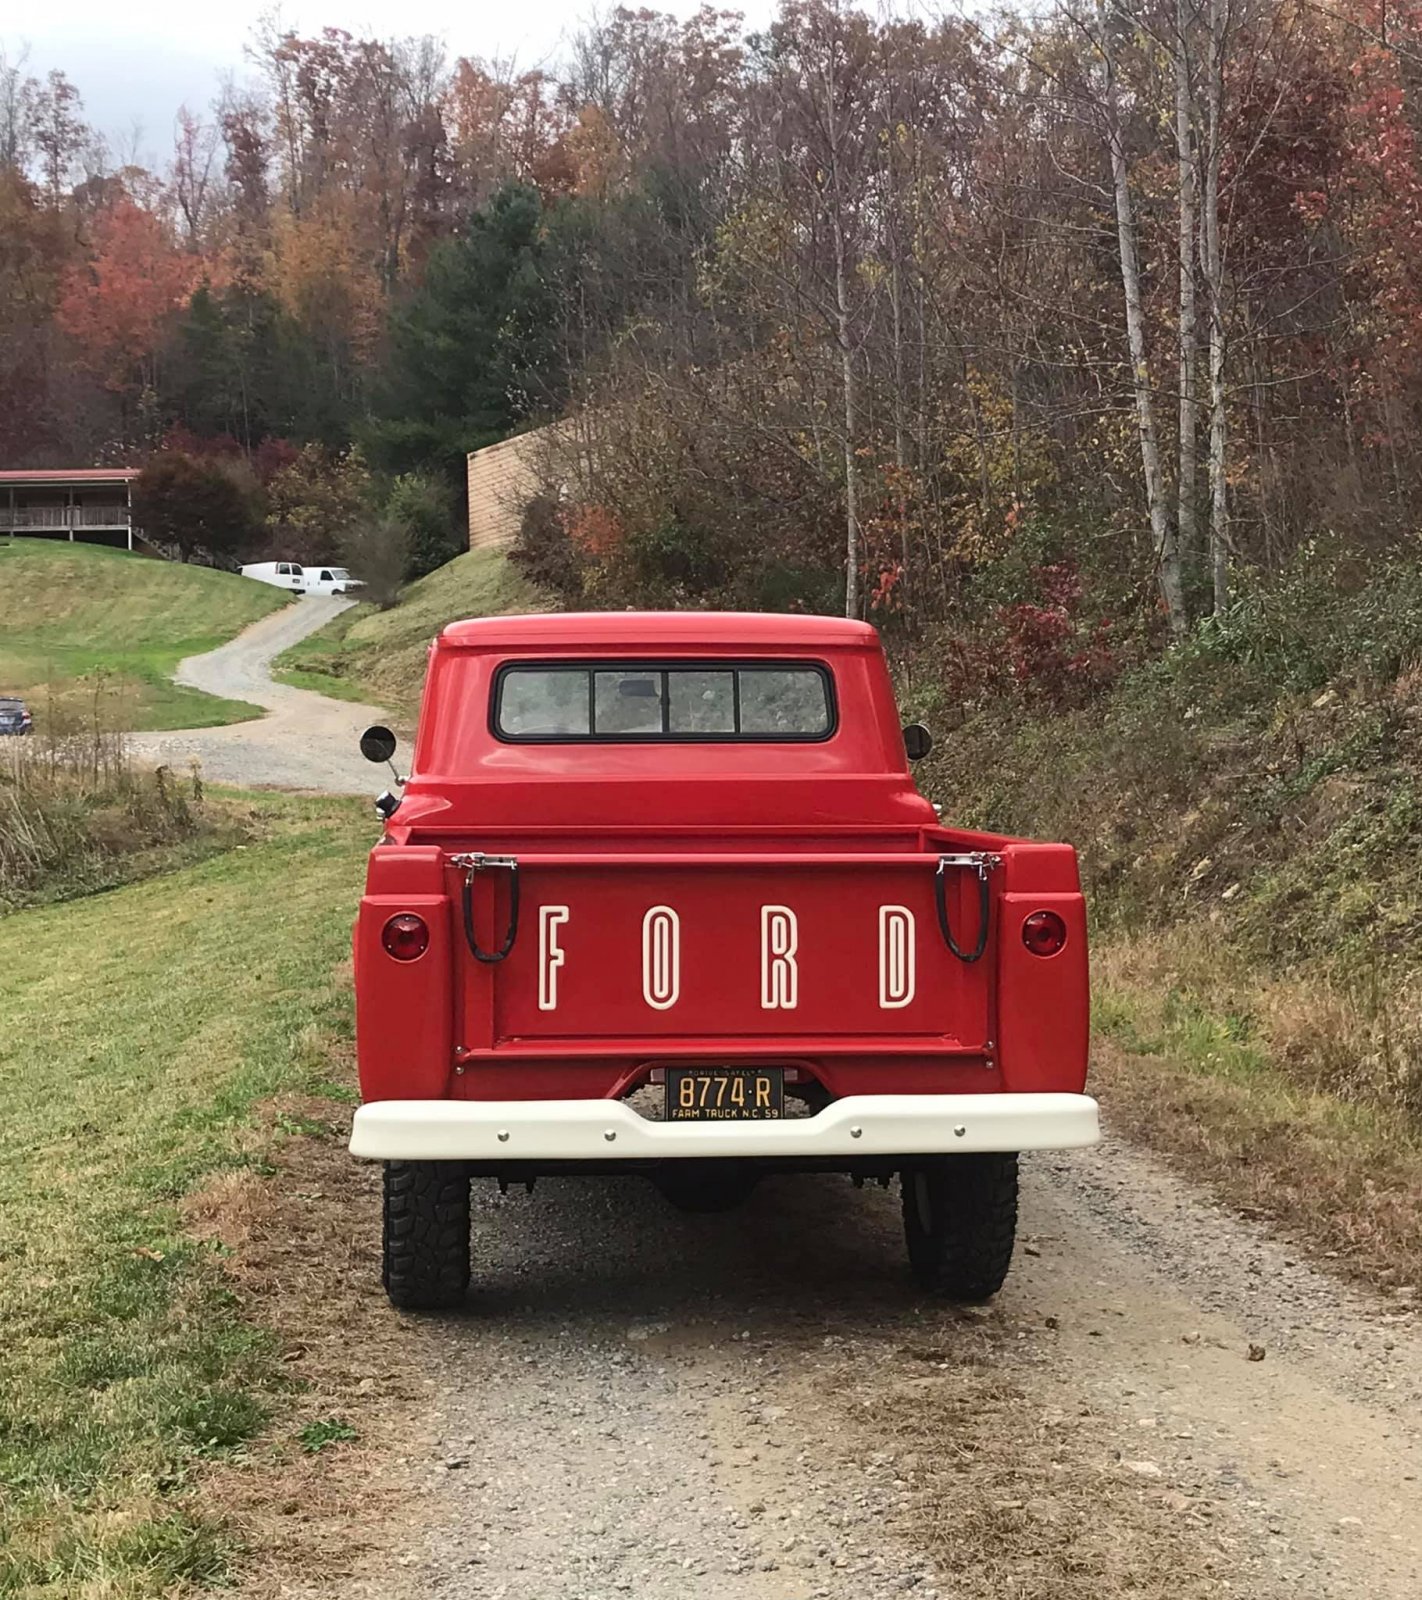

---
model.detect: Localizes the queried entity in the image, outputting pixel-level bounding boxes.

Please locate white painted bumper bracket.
[349,1092,1100,1163]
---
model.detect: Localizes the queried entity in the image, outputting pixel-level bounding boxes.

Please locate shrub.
[338,516,410,611]
[133,453,261,564]
[386,471,461,579]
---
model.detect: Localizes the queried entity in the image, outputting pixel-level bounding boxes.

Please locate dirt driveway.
[129,596,390,794]
[248,1127,1421,1600]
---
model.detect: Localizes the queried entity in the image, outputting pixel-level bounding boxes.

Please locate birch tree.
[1174,0,1201,579]
[1202,0,1230,613]
[1093,1,1187,636]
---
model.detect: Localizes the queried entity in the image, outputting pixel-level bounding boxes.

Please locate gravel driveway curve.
[129,596,391,794]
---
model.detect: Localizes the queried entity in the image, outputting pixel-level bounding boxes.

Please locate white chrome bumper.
[349,1092,1100,1162]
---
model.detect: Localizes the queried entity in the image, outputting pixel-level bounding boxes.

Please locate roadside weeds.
[1093,932,1422,1292]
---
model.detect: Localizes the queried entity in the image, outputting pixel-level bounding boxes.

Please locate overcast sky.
[6,1,774,170]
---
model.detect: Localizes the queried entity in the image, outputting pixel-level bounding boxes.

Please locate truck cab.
[350,612,1097,1308]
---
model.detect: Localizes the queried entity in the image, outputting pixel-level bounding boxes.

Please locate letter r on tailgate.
[760,905,799,1009]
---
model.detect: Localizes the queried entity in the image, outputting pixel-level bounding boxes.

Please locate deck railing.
[0,505,132,531]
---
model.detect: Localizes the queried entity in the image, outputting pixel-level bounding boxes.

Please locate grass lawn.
[0,795,372,1596]
[272,547,544,724]
[0,541,289,731]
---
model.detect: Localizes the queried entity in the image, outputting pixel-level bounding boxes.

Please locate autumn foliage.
[3,3,1422,629]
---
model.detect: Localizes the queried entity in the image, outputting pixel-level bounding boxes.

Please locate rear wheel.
[901,1153,1018,1301]
[382,1160,470,1310]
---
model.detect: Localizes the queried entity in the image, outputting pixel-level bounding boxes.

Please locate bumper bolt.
[954,1125,967,1138]
[497,1130,510,1143]
[604,1129,617,1143]
[849,1126,863,1139]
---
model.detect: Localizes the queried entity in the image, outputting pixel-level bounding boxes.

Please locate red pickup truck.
[350,612,1097,1309]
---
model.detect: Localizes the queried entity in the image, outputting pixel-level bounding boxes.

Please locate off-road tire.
[901,1152,1018,1301]
[382,1160,470,1310]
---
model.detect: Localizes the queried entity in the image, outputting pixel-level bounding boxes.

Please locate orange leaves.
[269,208,383,362]
[54,197,197,390]
[566,504,625,557]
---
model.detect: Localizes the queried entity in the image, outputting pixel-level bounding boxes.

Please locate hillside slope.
[273,547,545,721]
[911,551,1422,1285]
[0,540,289,729]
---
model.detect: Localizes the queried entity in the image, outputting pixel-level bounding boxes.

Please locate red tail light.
[1022,910,1067,957]
[382,913,430,961]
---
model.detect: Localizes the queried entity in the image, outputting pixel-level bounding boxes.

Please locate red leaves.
[54,197,196,391]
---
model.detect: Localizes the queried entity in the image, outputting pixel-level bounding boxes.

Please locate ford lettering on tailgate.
[463,862,989,1045]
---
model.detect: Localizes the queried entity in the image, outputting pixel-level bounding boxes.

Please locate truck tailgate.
[453,852,991,1051]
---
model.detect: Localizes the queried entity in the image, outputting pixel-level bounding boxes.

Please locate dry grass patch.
[1091,1040,1422,1290]
[1095,924,1422,1117]
[871,1360,1233,1598]
[0,713,248,911]
[184,1086,438,1598]
[1092,926,1422,1288]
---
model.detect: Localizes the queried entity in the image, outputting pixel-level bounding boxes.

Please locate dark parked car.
[0,698,33,735]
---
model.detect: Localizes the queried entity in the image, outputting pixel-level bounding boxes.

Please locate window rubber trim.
[490,658,839,745]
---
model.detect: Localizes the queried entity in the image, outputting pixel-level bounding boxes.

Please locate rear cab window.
[494,662,835,742]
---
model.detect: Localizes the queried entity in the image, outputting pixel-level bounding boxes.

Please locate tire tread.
[382,1160,470,1310]
[902,1152,1018,1301]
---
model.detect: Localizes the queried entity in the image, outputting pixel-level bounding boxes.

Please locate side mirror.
[902,723,933,761]
[360,725,398,765]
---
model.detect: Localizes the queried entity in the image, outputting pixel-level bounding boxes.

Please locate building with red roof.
[0,468,142,551]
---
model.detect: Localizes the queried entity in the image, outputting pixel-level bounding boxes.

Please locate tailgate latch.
[450,852,521,964]
[934,852,1002,965]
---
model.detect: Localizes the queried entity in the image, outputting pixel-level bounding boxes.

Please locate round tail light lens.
[1022,910,1068,957]
[382,913,430,962]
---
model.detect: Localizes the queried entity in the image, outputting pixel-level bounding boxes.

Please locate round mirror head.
[902,723,933,762]
[360,725,398,764]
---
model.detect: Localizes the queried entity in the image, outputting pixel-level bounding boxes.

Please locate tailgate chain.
[451,852,521,964]
[934,852,1002,964]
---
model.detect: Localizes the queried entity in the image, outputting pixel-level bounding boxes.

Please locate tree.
[385,469,459,577]
[264,443,373,561]
[133,452,260,562]
[759,1,879,618]
[55,194,197,395]
[365,181,559,476]
[25,69,90,203]
[1089,0,1186,638]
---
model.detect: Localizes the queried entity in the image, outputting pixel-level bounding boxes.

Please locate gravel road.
[129,596,390,794]
[167,600,1419,1598]
[274,1132,1421,1600]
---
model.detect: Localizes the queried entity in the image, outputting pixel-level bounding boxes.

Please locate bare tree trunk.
[1203,0,1229,613]
[833,212,861,618]
[1100,6,1185,636]
[821,36,861,619]
[1175,0,1200,583]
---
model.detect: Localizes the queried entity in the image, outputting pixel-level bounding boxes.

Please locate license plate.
[666,1066,784,1121]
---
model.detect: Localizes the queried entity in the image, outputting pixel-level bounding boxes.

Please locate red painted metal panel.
[353,617,1092,1112]
[450,853,989,1048]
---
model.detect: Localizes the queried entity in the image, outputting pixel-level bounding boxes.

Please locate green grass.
[0,541,289,731]
[0,795,371,1596]
[272,547,545,723]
